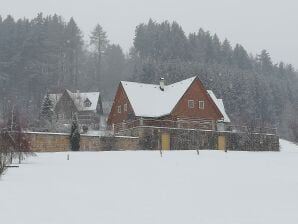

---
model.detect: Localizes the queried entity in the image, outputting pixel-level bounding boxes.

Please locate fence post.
[212,120,216,130]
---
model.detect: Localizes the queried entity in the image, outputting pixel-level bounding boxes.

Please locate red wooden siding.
[171,78,223,121]
[107,83,135,125]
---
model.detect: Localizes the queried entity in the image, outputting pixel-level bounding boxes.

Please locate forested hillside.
[0,15,297,140]
[129,20,298,141]
[0,14,128,124]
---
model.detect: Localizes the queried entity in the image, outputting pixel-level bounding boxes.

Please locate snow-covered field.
[1,139,298,224]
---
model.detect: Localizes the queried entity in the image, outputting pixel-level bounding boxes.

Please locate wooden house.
[49,89,102,128]
[107,76,230,130]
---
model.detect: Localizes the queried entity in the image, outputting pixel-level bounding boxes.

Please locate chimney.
[159,77,165,91]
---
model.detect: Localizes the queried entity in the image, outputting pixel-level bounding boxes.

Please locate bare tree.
[0,129,14,175]
[0,105,33,175]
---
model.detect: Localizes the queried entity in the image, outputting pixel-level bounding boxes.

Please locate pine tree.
[90,24,108,89]
[257,49,273,73]
[40,93,55,124]
[101,44,126,99]
[70,114,80,151]
[65,18,83,89]
[232,44,251,69]
[221,39,233,65]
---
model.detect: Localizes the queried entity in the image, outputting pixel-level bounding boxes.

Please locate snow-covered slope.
[1,140,298,224]
[280,139,298,152]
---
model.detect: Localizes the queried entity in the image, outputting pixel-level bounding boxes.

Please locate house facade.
[107,76,230,130]
[49,89,102,128]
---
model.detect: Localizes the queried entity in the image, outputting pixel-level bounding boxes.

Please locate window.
[58,113,64,119]
[124,103,127,112]
[199,100,205,109]
[188,100,194,108]
[118,105,121,113]
[84,100,91,107]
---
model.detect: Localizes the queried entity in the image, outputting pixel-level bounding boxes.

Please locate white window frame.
[117,105,121,113]
[199,100,205,109]
[188,100,195,108]
[124,103,127,112]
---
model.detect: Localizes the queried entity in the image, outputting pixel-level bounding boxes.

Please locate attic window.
[188,100,194,108]
[199,100,205,110]
[124,103,127,112]
[118,105,121,113]
[84,99,92,107]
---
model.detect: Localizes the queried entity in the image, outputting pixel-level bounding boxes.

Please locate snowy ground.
[1,139,298,224]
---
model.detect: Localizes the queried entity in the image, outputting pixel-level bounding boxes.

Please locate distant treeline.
[0,15,297,140]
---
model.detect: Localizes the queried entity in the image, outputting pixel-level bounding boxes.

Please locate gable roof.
[207,90,231,123]
[49,90,100,112]
[121,76,197,118]
[121,76,230,122]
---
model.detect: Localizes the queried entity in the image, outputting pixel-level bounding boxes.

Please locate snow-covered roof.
[121,77,197,117]
[49,90,100,112]
[121,76,231,122]
[66,90,100,111]
[207,90,231,123]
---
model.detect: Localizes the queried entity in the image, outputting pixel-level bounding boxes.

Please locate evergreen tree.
[258,49,273,73]
[70,114,80,151]
[210,34,221,63]
[232,44,251,69]
[90,24,108,89]
[101,44,126,99]
[221,39,233,65]
[65,17,83,89]
[40,93,55,124]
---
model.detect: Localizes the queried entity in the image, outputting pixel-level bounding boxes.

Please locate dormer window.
[84,98,92,107]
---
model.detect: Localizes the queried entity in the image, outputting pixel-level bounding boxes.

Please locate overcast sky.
[1,0,297,67]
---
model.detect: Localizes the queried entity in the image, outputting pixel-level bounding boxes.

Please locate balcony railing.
[112,118,215,133]
[225,125,277,135]
[110,118,277,135]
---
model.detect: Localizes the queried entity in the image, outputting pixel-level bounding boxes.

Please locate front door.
[161,132,170,150]
[218,136,226,150]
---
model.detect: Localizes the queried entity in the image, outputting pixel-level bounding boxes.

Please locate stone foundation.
[117,127,280,151]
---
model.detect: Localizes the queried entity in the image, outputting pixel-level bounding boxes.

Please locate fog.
[1,0,297,66]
